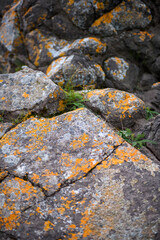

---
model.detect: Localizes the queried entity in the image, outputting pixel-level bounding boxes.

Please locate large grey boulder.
[0,66,65,121]
[0,108,160,239]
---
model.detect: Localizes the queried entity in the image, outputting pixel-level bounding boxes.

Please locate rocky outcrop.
[0,108,160,239]
[0,0,160,239]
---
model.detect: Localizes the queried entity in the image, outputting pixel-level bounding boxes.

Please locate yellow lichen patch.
[0,79,3,82]
[68,233,78,240]
[80,209,94,237]
[0,177,43,231]
[92,11,114,27]
[22,92,29,98]
[58,100,65,112]
[44,220,55,231]
[1,97,5,100]
[70,133,89,150]
[107,90,142,119]
[133,31,154,41]
[0,211,21,230]
[0,170,8,181]
[64,113,73,122]
[67,0,74,6]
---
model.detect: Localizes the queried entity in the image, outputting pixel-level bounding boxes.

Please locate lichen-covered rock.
[52,36,107,59]
[91,0,123,17]
[104,57,139,91]
[1,134,160,238]
[25,29,69,67]
[61,0,94,29]
[0,122,13,138]
[84,88,145,128]
[0,1,24,53]
[89,0,152,36]
[0,108,123,197]
[0,66,65,121]
[124,30,159,72]
[46,55,105,88]
[20,0,60,33]
[0,176,45,232]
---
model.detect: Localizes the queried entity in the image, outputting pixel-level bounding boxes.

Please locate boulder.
[0,108,159,238]
[84,88,145,128]
[20,0,60,33]
[103,57,139,91]
[0,1,24,53]
[140,73,157,91]
[25,29,70,67]
[89,0,152,36]
[0,66,65,122]
[46,55,105,88]
[61,0,95,29]
[51,36,107,59]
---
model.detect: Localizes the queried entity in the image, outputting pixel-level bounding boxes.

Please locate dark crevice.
[47,141,124,198]
[0,231,17,240]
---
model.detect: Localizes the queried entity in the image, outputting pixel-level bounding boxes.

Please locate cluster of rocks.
[0,0,160,239]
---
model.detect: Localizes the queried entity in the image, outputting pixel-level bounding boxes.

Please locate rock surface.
[0,108,160,239]
[84,88,145,128]
[0,67,65,121]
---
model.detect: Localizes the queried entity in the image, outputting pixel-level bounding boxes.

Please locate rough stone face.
[25,29,70,67]
[0,1,24,53]
[84,88,146,128]
[20,0,60,33]
[61,0,95,29]
[50,14,85,39]
[103,57,139,91]
[0,66,65,121]
[46,55,105,88]
[52,36,107,59]
[135,115,160,161]
[0,0,14,17]
[0,122,13,138]
[0,108,123,196]
[124,30,159,72]
[89,0,152,36]
[0,176,45,232]
[140,73,157,91]
[0,121,160,239]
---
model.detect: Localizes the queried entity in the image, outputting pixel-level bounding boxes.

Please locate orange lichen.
[58,100,65,112]
[70,133,89,149]
[44,221,55,231]
[133,31,154,41]
[22,92,29,98]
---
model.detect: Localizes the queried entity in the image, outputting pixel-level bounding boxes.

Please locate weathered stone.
[0,176,45,232]
[91,0,123,17]
[50,14,85,39]
[52,36,107,59]
[89,0,152,36]
[84,88,145,128]
[104,57,139,91]
[0,122,14,138]
[0,108,122,197]
[123,30,159,72]
[0,1,24,53]
[61,0,94,29]
[0,0,14,17]
[46,55,105,88]
[25,29,69,67]
[20,0,60,32]
[0,66,65,121]
[135,115,160,161]
[1,140,160,239]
